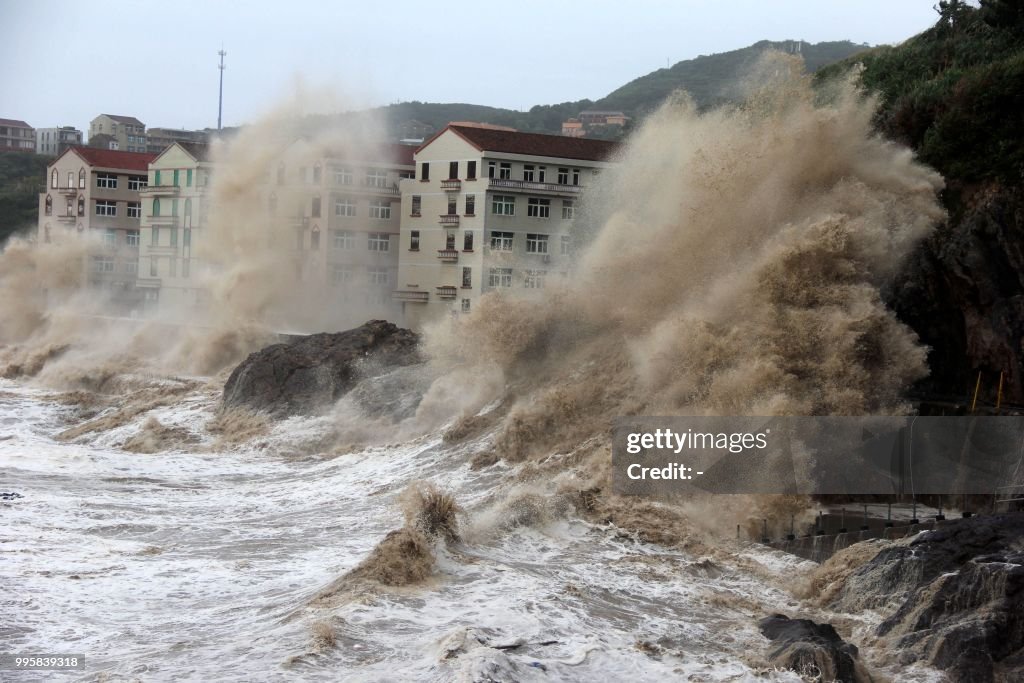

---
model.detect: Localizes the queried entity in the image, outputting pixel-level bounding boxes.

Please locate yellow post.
[996,371,1004,411]
[970,371,982,414]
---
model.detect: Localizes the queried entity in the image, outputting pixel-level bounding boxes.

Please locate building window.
[538,166,546,182]
[369,200,391,219]
[523,165,535,182]
[335,198,356,217]
[92,256,116,273]
[78,196,85,216]
[488,161,496,179]
[184,228,191,247]
[152,227,160,246]
[184,199,192,226]
[312,195,321,218]
[173,170,180,187]
[187,169,193,187]
[170,228,178,247]
[126,230,140,247]
[526,233,549,254]
[446,231,456,250]
[169,257,177,277]
[410,230,420,251]
[420,162,429,181]
[492,195,515,216]
[67,172,74,189]
[365,169,387,188]
[447,199,457,216]
[182,259,190,278]
[573,168,580,186]
[527,198,550,218]
[369,267,389,286]
[51,170,57,188]
[331,264,353,285]
[561,234,571,255]
[465,194,475,215]
[558,168,570,184]
[524,269,547,289]
[124,261,138,275]
[78,168,86,188]
[490,231,513,251]
[332,230,354,249]
[462,266,472,288]
[96,173,117,190]
[448,161,458,179]
[499,162,511,180]
[45,194,52,215]
[171,199,178,217]
[154,170,162,186]
[334,168,353,185]
[313,165,321,184]
[464,231,474,251]
[103,229,117,247]
[311,226,320,250]
[488,267,513,288]
[150,257,158,277]
[467,161,477,180]
[95,201,117,217]
[127,202,141,218]
[411,195,421,216]
[562,199,575,219]
[461,298,471,313]
[368,233,390,252]
[128,175,147,191]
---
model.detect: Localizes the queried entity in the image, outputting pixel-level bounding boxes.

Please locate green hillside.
[0,152,48,245]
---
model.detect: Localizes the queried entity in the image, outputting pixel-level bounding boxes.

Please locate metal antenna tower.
[217,48,227,130]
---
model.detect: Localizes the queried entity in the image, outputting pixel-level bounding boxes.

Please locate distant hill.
[361,39,871,139]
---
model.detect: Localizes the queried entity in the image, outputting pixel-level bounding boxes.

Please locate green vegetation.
[0,152,49,245]
[816,0,1024,193]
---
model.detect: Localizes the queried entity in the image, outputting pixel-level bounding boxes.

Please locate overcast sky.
[2,1,939,135]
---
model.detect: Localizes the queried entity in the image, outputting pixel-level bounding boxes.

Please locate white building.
[394,123,618,329]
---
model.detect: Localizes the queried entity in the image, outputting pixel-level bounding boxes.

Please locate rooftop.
[0,118,33,129]
[98,114,145,127]
[64,145,157,171]
[424,124,620,162]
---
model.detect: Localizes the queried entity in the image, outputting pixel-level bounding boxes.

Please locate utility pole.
[217,47,227,130]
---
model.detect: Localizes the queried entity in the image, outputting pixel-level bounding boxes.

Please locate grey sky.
[2,1,938,135]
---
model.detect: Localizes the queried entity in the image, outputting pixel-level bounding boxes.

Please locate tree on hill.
[0,152,49,246]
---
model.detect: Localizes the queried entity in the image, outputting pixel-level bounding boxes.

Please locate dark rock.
[222,320,421,416]
[758,614,870,682]
[829,514,1024,682]
[890,184,1024,404]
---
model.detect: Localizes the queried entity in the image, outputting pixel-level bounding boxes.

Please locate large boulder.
[758,614,870,683]
[829,514,1024,682]
[222,320,421,416]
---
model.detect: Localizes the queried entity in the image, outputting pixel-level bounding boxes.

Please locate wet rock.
[758,614,870,683]
[222,320,421,416]
[829,514,1024,682]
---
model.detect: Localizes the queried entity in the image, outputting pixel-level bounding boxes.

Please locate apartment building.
[0,118,35,152]
[136,142,214,316]
[270,139,416,326]
[37,146,156,311]
[35,126,83,156]
[146,127,209,155]
[395,124,618,330]
[89,114,147,153]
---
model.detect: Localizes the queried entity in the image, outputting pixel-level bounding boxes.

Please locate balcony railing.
[441,179,461,191]
[436,286,457,299]
[361,183,401,195]
[437,249,459,262]
[56,186,79,195]
[141,185,178,196]
[439,214,460,226]
[56,213,77,222]
[393,290,429,302]
[488,178,582,194]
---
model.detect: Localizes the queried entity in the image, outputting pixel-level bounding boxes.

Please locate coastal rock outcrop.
[827,514,1024,682]
[222,320,421,416]
[758,614,870,683]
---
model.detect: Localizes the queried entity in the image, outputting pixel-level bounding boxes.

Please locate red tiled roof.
[100,114,145,126]
[65,145,156,171]
[0,118,33,129]
[315,141,416,167]
[424,124,620,162]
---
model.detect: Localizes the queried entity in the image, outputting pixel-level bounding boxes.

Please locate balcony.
[436,286,457,299]
[437,249,459,262]
[361,183,401,196]
[441,179,461,192]
[56,213,77,223]
[56,186,79,195]
[141,185,178,197]
[439,214,459,226]
[488,178,582,195]
[393,290,429,302]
